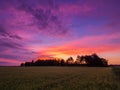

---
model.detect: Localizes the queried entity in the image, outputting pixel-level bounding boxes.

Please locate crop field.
[0,67,120,90]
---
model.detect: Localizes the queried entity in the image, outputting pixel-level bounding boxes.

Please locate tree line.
[20,53,108,67]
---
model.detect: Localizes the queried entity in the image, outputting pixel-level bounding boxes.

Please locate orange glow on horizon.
[37,44,120,64]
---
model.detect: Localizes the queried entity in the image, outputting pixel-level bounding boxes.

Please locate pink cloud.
[0,58,21,66]
[50,32,120,51]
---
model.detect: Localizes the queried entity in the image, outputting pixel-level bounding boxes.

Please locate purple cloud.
[0,25,22,40]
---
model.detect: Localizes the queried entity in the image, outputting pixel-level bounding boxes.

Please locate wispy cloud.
[0,25,22,40]
[0,58,22,66]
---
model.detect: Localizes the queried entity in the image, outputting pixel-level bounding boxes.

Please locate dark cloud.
[0,0,69,37]
[0,54,20,60]
[9,35,22,40]
[0,38,22,49]
[0,25,9,37]
[0,38,23,60]
[15,0,69,36]
[0,38,37,61]
[0,62,15,66]
[0,25,22,40]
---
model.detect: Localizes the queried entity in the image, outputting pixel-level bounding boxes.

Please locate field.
[0,67,120,90]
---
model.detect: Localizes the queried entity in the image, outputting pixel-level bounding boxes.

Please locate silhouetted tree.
[60,59,65,66]
[66,57,74,65]
[20,53,108,67]
[20,63,24,66]
[25,62,31,66]
[79,53,108,66]
[75,55,81,64]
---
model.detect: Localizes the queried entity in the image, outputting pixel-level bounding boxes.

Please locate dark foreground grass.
[112,67,120,81]
[0,67,119,90]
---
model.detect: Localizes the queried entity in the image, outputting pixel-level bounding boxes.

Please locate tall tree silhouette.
[79,53,108,66]
[75,55,81,64]
[60,59,65,66]
[66,57,74,65]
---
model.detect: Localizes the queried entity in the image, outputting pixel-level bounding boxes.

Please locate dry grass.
[0,67,119,90]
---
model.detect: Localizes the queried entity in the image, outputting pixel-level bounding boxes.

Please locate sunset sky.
[0,0,120,66]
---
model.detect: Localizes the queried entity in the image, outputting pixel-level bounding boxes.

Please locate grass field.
[0,67,120,90]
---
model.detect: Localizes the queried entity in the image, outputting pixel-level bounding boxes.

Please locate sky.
[0,0,120,66]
